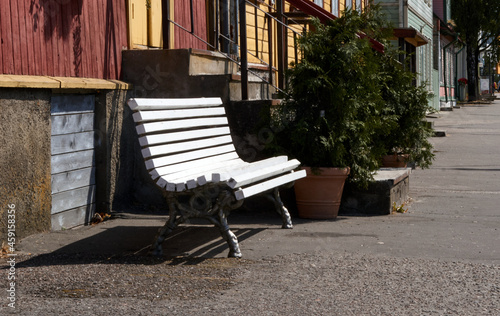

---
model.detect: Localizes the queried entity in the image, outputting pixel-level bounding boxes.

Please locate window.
[356,0,361,11]
[314,0,323,7]
[332,0,339,16]
[346,0,352,10]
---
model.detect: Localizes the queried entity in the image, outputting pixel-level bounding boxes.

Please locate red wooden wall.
[174,0,208,50]
[0,0,128,80]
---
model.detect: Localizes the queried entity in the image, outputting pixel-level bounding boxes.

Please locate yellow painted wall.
[148,0,163,48]
[128,0,163,49]
[128,0,148,48]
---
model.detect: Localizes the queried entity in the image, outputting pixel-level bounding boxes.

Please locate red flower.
[458,78,468,85]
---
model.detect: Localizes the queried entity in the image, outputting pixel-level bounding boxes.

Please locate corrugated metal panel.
[0,0,128,80]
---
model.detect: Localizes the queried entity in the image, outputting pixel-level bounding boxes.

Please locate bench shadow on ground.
[13,221,266,269]
[13,194,353,269]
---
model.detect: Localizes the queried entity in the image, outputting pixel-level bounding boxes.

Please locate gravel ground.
[1,252,498,315]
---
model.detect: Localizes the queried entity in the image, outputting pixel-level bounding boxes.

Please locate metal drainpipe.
[220,0,230,54]
[238,0,248,100]
[455,45,465,100]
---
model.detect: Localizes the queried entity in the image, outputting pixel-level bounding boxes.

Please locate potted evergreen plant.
[377,52,435,169]
[270,9,392,219]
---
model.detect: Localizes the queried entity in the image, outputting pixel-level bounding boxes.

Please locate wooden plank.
[37,0,49,76]
[17,0,29,74]
[47,4,60,76]
[51,203,95,230]
[161,156,245,183]
[51,131,95,155]
[128,97,222,110]
[0,75,60,88]
[132,107,226,123]
[0,2,13,73]
[51,185,96,214]
[51,167,96,194]
[0,3,3,72]
[144,144,236,170]
[51,150,94,174]
[98,0,107,78]
[139,126,230,146]
[80,0,91,77]
[151,152,240,180]
[234,170,307,200]
[55,4,68,76]
[88,0,99,77]
[227,159,301,188]
[51,113,94,136]
[51,95,95,114]
[24,0,39,75]
[61,0,72,76]
[214,156,289,181]
[159,157,247,190]
[142,135,233,158]
[136,117,228,135]
[20,0,34,75]
[9,0,21,74]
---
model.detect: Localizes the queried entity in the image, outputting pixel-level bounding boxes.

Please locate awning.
[392,28,429,47]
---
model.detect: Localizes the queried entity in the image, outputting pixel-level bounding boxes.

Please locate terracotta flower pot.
[294,167,350,219]
[381,154,409,168]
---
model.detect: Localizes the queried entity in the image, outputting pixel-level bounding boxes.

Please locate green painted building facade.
[375,0,439,110]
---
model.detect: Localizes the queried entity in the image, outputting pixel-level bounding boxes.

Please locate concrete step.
[189,49,238,76]
[122,48,275,102]
[229,74,276,101]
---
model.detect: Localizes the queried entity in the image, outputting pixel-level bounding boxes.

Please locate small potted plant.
[458,77,468,101]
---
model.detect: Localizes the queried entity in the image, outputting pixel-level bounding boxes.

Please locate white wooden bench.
[127,97,306,257]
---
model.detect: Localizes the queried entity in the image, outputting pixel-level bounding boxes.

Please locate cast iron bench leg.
[150,195,184,256]
[267,187,293,229]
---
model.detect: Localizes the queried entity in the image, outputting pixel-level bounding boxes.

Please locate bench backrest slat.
[138,127,231,147]
[142,135,233,158]
[133,107,226,123]
[136,117,229,135]
[128,97,223,110]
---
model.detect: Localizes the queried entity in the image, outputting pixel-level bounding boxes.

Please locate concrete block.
[339,168,411,216]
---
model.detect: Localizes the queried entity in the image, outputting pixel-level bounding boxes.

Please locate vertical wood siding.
[0,0,128,79]
[174,0,208,50]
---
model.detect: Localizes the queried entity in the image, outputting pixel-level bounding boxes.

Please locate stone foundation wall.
[0,89,52,240]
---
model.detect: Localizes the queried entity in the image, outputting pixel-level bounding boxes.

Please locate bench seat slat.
[128,97,222,110]
[142,135,233,158]
[137,117,229,135]
[152,152,241,181]
[226,159,301,189]
[210,156,289,182]
[145,144,236,170]
[162,158,247,187]
[133,107,226,123]
[139,127,231,146]
[234,170,307,200]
